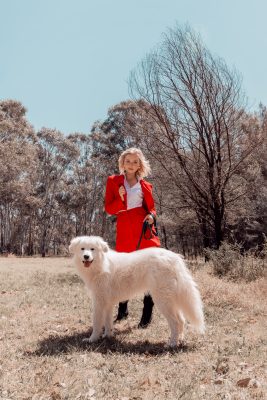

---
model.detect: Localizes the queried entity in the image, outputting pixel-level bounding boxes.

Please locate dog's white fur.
[69,236,205,347]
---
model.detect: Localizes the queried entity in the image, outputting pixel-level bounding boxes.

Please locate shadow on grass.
[26,326,197,357]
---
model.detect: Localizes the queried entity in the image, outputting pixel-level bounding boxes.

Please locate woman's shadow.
[27,326,196,357]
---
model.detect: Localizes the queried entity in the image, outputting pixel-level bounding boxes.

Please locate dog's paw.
[82,337,91,343]
[102,331,113,339]
[82,334,99,343]
[168,339,178,348]
[167,338,185,348]
[89,334,100,343]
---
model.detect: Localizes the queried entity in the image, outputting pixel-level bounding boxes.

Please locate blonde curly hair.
[118,147,151,178]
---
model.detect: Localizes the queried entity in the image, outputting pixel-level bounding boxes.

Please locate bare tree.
[130,24,262,248]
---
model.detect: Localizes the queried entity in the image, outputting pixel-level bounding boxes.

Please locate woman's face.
[123,153,140,175]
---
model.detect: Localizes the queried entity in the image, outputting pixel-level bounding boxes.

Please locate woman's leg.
[114,301,128,322]
[138,294,154,328]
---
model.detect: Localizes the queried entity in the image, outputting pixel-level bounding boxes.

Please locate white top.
[124,177,143,210]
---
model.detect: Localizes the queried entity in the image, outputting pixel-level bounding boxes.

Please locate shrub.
[205,241,266,282]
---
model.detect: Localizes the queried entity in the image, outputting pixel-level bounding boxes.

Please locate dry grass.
[0,257,266,400]
[204,242,266,282]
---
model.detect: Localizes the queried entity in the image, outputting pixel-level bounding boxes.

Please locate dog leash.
[136,218,158,250]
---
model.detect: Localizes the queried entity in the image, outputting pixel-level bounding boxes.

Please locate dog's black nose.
[84,255,89,260]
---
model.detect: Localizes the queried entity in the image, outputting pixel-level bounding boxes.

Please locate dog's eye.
[90,248,95,251]
[81,248,85,251]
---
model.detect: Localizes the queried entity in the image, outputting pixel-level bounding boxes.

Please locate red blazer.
[104,174,160,252]
[104,174,157,217]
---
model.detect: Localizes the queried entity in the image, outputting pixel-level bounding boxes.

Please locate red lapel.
[115,174,127,208]
[140,179,151,212]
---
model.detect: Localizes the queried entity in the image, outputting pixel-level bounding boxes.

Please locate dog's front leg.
[88,299,104,343]
[103,306,114,338]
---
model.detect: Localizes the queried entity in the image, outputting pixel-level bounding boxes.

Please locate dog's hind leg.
[154,300,181,347]
[176,311,185,342]
[167,316,180,347]
[103,306,114,338]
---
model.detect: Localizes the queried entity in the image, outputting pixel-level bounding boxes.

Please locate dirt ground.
[0,256,266,400]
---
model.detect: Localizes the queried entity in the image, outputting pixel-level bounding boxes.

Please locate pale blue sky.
[0,0,266,134]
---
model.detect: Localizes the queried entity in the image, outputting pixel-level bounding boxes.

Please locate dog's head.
[69,236,109,268]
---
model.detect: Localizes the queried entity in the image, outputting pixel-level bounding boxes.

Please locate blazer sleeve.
[104,176,127,215]
[143,182,157,218]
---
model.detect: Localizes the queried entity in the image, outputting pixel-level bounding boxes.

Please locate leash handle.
[136,219,158,250]
[136,221,148,250]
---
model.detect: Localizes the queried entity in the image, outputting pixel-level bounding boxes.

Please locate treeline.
[0,26,266,257]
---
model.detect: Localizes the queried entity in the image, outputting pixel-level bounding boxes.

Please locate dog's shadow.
[27,326,196,357]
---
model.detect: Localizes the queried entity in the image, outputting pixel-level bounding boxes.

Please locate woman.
[104,147,160,328]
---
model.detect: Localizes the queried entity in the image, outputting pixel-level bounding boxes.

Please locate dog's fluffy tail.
[178,262,205,334]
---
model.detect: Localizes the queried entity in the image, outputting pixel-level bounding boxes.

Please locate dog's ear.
[99,238,109,253]
[69,237,80,254]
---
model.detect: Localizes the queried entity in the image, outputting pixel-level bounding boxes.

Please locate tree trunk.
[161,224,169,249]
[214,205,224,249]
[40,227,47,257]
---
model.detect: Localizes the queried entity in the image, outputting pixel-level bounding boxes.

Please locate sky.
[0,0,266,135]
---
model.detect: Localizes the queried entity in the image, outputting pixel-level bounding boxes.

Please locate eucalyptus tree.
[0,100,37,254]
[35,128,79,256]
[66,133,104,237]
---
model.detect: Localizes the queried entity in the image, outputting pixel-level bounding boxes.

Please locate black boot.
[138,294,154,328]
[114,301,129,322]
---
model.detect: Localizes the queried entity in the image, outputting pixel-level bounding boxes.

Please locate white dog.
[69,236,205,347]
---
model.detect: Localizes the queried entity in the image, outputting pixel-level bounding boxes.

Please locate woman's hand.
[144,214,154,225]
[119,186,126,201]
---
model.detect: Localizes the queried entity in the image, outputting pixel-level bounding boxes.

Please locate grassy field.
[0,256,266,400]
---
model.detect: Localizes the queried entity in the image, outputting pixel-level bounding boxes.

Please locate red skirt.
[115,207,160,252]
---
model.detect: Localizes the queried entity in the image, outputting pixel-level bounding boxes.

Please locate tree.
[90,101,142,171]
[130,25,262,248]
[66,133,104,237]
[35,128,79,256]
[227,106,267,249]
[0,100,37,254]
